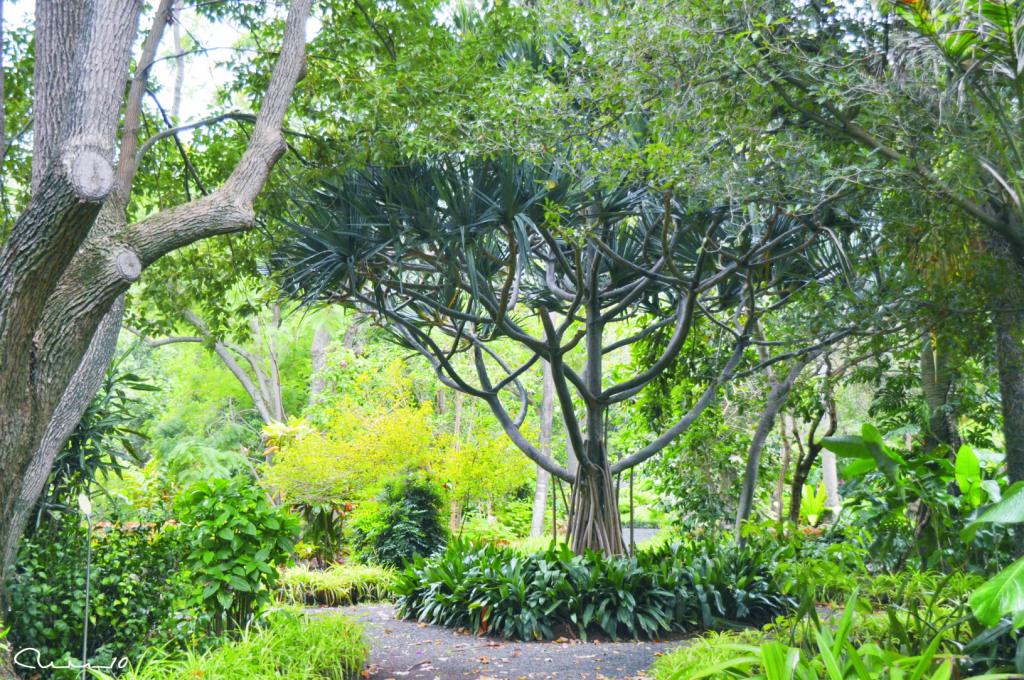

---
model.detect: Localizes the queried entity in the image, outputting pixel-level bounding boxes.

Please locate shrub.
[5,516,192,677]
[278,563,395,606]
[650,595,971,680]
[175,476,301,635]
[394,536,793,641]
[650,629,770,679]
[351,473,447,568]
[92,609,368,680]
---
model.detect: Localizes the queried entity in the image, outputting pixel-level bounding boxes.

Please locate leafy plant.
[395,536,792,641]
[6,515,191,678]
[175,476,300,635]
[278,563,395,606]
[351,472,447,568]
[90,609,368,680]
[655,594,1003,680]
[799,483,828,527]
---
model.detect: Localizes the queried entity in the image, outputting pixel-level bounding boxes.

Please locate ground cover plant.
[278,563,396,606]
[89,610,368,680]
[394,537,793,641]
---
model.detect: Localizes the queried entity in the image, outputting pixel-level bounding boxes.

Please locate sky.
[3,1,255,124]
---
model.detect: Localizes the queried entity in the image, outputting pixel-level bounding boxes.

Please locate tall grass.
[89,610,367,680]
[278,563,395,606]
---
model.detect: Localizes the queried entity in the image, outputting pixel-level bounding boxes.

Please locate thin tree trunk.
[531,360,555,537]
[920,331,961,451]
[821,449,840,513]
[450,390,464,533]
[997,306,1024,486]
[171,1,183,121]
[735,356,814,538]
[308,320,332,406]
[772,415,794,523]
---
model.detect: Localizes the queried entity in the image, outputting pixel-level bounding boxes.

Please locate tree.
[741,0,1024,484]
[274,155,843,554]
[0,0,313,587]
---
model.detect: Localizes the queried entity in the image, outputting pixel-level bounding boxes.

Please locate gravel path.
[329,603,688,680]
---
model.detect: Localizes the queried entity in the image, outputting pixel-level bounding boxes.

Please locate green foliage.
[822,428,1013,570]
[277,564,396,607]
[175,477,300,635]
[6,516,191,678]
[32,361,156,531]
[652,595,989,680]
[91,609,368,680]
[351,473,448,568]
[394,536,792,641]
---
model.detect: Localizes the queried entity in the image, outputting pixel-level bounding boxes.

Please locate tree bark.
[531,360,555,538]
[0,0,313,585]
[821,448,840,512]
[772,415,794,522]
[920,331,961,451]
[1,299,124,576]
[997,306,1024,486]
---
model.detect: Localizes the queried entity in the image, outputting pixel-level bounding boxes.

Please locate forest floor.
[328,603,688,680]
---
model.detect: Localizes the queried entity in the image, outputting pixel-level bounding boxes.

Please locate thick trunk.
[1,299,123,582]
[997,306,1024,485]
[567,456,624,555]
[0,0,312,588]
[531,360,555,537]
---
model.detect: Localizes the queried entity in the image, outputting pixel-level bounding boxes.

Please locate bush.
[351,473,447,568]
[278,563,395,606]
[650,629,770,679]
[5,516,192,677]
[394,536,793,641]
[93,609,368,680]
[650,595,972,680]
[175,476,301,635]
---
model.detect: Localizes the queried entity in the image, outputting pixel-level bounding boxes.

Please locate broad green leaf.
[970,555,1024,626]
[821,435,872,459]
[760,641,799,680]
[961,482,1024,542]
[955,445,983,506]
[842,458,877,479]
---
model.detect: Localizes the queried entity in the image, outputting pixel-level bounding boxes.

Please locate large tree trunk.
[997,307,1024,486]
[0,300,124,576]
[920,331,961,451]
[567,452,625,555]
[531,360,555,538]
[0,0,313,588]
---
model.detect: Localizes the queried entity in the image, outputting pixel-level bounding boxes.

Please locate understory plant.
[350,472,447,568]
[89,609,368,680]
[394,536,792,641]
[278,563,396,606]
[653,594,1010,680]
[5,515,191,677]
[175,476,300,635]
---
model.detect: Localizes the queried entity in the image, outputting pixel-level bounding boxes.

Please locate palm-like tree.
[274,154,843,555]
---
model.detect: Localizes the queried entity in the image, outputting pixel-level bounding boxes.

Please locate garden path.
[328,603,688,680]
